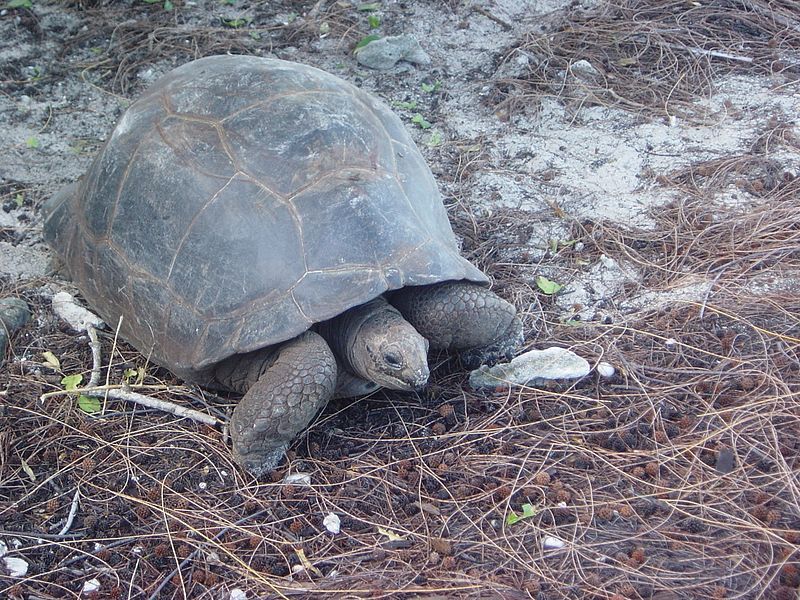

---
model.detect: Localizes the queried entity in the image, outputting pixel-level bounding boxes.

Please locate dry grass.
[492,0,800,120]
[2,1,799,599]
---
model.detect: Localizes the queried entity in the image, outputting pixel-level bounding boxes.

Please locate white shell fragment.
[469,347,591,390]
[542,536,566,550]
[596,361,616,378]
[82,579,101,595]
[51,291,105,332]
[282,472,312,486]
[323,513,341,534]
[0,540,29,576]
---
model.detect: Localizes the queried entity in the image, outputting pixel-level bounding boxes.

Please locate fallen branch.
[40,384,220,427]
[84,386,220,427]
[57,489,81,537]
[86,325,103,388]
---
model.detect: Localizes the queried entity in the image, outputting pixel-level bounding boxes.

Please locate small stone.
[596,362,616,378]
[355,35,431,70]
[570,59,599,79]
[82,579,101,595]
[51,291,105,332]
[0,298,30,365]
[229,589,247,600]
[542,535,566,550]
[323,512,341,534]
[469,347,590,390]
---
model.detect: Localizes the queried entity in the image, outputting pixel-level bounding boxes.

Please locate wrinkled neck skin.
[319,297,430,391]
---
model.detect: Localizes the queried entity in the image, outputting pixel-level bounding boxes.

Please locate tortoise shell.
[44,55,487,380]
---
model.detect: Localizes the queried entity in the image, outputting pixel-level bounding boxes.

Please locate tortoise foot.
[227,331,337,477]
[459,314,524,369]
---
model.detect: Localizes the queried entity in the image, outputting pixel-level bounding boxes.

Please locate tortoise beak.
[412,366,429,390]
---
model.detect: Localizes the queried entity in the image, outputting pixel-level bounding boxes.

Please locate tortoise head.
[348,304,430,391]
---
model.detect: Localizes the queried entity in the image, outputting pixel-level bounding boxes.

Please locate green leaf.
[506,502,538,526]
[354,34,380,50]
[163,0,173,9]
[14,193,24,208]
[221,16,250,28]
[78,394,101,414]
[8,0,33,7]
[319,21,330,35]
[393,100,417,110]
[426,130,443,147]
[411,114,432,129]
[421,81,441,93]
[61,373,83,391]
[535,275,562,295]
[357,2,381,10]
[249,30,261,40]
[367,14,380,28]
[26,136,40,149]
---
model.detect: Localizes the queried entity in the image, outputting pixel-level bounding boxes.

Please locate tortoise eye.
[384,352,403,369]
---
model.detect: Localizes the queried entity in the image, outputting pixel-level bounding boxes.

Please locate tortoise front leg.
[388,281,523,367]
[215,331,337,476]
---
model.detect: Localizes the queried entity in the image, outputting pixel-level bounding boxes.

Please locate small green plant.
[142,0,173,9]
[506,503,538,526]
[421,81,441,93]
[367,13,380,28]
[26,136,40,149]
[535,275,562,295]
[62,373,82,390]
[7,0,33,8]
[221,16,250,28]
[14,192,24,208]
[426,130,443,147]
[355,34,380,50]
[78,395,101,413]
[410,114,432,129]
[61,373,101,413]
[393,100,417,110]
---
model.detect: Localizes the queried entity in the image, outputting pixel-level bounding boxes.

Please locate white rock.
[323,513,341,534]
[229,589,247,600]
[354,35,431,70]
[51,292,105,332]
[82,579,101,594]
[282,472,312,486]
[3,556,29,577]
[542,536,566,550]
[596,362,616,378]
[665,338,678,349]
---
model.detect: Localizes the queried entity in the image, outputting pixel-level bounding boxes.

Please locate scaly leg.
[215,331,337,476]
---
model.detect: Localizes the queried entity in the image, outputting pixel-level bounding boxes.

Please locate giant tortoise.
[43,55,522,475]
